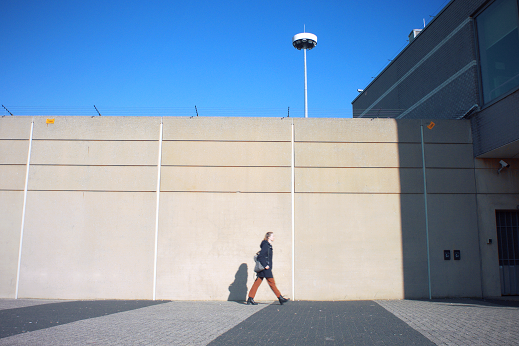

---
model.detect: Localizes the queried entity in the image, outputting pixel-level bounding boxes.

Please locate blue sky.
[1,0,449,117]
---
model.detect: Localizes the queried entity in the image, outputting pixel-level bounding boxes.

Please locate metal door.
[496,211,519,295]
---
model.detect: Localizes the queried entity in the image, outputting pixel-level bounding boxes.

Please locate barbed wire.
[0,106,354,118]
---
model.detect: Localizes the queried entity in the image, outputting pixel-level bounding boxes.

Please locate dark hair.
[263,232,274,241]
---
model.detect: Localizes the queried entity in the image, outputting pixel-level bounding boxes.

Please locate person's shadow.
[228,263,248,302]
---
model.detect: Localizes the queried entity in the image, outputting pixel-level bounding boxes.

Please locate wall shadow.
[228,263,248,301]
[398,120,431,299]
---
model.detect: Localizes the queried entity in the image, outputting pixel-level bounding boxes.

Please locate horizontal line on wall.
[27,190,157,193]
[293,192,423,195]
[160,191,291,194]
[31,139,159,142]
[295,166,422,169]
[295,167,476,169]
[295,141,472,144]
[160,165,290,169]
[28,139,292,143]
[5,190,486,195]
[163,140,291,143]
[29,164,158,167]
[295,141,405,144]
[1,164,477,169]
[294,192,479,195]
[2,139,472,144]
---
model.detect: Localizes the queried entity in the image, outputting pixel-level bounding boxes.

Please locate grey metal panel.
[472,90,519,157]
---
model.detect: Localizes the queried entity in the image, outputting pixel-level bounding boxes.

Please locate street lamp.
[292,31,317,118]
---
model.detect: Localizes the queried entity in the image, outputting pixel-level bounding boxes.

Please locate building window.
[476,0,519,104]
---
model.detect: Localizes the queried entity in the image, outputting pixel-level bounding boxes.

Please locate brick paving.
[377,299,519,346]
[209,300,434,345]
[0,298,518,345]
[0,300,267,345]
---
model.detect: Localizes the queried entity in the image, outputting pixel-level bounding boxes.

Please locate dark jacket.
[257,240,273,278]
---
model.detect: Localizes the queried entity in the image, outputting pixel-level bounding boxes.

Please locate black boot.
[278,295,290,305]
[247,297,258,305]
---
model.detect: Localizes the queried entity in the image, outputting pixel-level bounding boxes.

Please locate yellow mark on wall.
[427,121,435,129]
[46,118,55,124]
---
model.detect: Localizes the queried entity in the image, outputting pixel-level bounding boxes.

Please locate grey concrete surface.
[1,298,518,345]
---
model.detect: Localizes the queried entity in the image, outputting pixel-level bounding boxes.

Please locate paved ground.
[1,298,518,345]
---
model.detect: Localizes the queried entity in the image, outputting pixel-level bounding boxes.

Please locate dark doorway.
[496,210,519,295]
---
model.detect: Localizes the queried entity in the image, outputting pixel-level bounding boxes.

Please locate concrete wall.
[474,158,519,297]
[0,116,512,300]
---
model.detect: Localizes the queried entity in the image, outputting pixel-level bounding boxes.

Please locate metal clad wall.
[352,0,484,119]
[472,90,519,156]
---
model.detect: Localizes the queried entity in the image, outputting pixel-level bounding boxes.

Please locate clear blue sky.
[1,0,450,117]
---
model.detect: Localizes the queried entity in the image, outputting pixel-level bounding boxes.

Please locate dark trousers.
[248,277,281,298]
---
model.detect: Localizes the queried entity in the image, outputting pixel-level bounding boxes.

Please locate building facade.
[352,0,519,159]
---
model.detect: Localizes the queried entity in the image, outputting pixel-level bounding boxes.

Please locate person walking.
[247,232,290,305]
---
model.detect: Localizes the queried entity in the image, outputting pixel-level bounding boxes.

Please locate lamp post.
[292,31,317,118]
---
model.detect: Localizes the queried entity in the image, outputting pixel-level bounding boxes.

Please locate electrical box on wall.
[454,250,460,260]
[444,250,451,260]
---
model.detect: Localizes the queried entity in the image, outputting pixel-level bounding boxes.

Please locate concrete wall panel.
[296,142,422,168]
[296,168,423,193]
[32,116,161,140]
[399,194,429,298]
[17,191,156,299]
[0,166,27,190]
[294,118,422,143]
[427,194,481,297]
[28,165,157,191]
[0,140,30,164]
[0,191,24,298]
[294,193,405,300]
[474,158,519,169]
[475,167,519,194]
[422,120,472,144]
[426,169,476,193]
[0,117,32,139]
[161,166,290,192]
[156,192,292,301]
[31,140,159,165]
[163,117,292,141]
[425,144,475,168]
[476,193,519,297]
[162,141,291,166]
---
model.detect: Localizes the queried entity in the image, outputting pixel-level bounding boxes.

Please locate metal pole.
[291,121,295,299]
[153,119,163,300]
[421,123,432,300]
[16,120,34,299]
[304,48,308,118]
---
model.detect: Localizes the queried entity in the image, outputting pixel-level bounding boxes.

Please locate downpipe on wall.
[421,121,432,300]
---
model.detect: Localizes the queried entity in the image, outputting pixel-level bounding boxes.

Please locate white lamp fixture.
[292,31,317,118]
